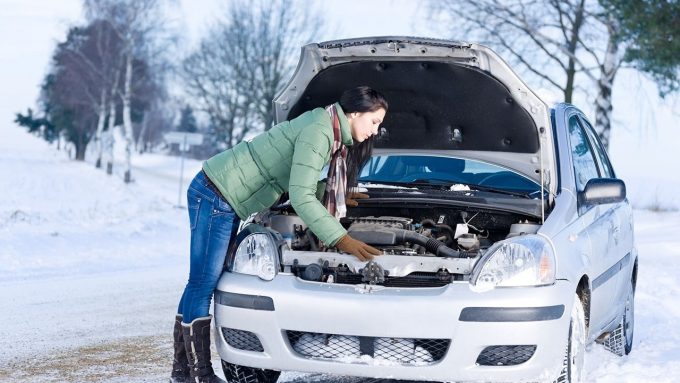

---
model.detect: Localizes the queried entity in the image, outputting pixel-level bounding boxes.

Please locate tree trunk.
[75,130,86,161]
[103,67,120,175]
[564,0,586,104]
[95,88,107,168]
[75,143,87,161]
[594,16,621,150]
[121,52,134,183]
[136,110,148,154]
[106,90,117,175]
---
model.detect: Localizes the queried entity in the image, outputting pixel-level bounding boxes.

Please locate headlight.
[232,233,278,281]
[472,235,555,289]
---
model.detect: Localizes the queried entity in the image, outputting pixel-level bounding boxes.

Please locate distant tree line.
[16,0,322,182]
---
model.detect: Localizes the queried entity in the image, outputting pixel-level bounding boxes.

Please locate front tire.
[556,294,586,383]
[221,360,280,383]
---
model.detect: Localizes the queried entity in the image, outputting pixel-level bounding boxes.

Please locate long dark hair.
[340,86,388,190]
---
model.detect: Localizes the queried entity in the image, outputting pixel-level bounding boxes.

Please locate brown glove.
[335,234,382,261]
[345,192,369,207]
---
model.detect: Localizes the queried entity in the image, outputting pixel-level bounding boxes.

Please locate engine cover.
[347,216,414,246]
[347,216,413,230]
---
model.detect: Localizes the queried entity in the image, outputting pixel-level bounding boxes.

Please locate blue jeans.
[177,171,239,323]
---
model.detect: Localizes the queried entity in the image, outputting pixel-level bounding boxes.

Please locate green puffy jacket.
[202,103,353,246]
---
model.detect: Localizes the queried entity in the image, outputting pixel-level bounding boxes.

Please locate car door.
[579,116,633,303]
[566,113,621,331]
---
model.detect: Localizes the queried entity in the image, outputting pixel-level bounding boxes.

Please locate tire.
[555,294,586,383]
[603,279,635,356]
[221,360,281,383]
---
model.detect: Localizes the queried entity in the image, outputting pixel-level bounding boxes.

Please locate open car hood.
[274,37,556,198]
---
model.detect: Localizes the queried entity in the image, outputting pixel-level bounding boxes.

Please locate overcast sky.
[1,0,677,181]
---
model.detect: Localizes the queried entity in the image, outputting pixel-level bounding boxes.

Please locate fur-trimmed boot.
[182,315,225,383]
[170,314,190,383]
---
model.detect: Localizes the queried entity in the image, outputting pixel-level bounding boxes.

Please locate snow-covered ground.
[1,126,679,382]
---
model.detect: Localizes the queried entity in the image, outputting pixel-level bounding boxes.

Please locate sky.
[0,0,678,186]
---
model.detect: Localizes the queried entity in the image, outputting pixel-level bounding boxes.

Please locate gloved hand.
[335,234,382,261]
[345,191,369,207]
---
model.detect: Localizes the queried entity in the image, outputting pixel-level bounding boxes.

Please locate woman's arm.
[289,123,347,246]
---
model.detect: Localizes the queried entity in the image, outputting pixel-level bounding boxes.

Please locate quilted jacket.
[202,103,353,246]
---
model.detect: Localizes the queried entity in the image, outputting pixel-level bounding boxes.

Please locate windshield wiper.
[359,179,423,188]
[459,183,536,198]
[361,178,538,199]
[408,178,537,198]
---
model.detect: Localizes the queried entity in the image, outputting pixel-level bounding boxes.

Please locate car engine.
[252,207,540,287]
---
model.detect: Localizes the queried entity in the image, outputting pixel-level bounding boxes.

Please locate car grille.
[222,328,264,352]
[286,330,450,365]
[476,345,537,366]
[335,272,451,288]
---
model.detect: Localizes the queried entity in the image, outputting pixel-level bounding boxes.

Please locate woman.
[170,86,388,383]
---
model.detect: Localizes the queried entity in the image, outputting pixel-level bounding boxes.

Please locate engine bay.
[252,204,540,287]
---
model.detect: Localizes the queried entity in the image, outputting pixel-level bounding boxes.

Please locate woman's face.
[347,108,386,143]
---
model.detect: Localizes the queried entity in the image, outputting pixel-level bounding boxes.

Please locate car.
[212,37,637,383]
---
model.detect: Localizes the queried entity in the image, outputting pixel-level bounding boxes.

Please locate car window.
[578,116,615,178]
[359,155,540,193]
[567,115,600,192]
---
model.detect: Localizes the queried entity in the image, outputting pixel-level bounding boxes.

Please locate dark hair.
[346,135,375,190]
[339,86,389,114]
[340,86,388,191]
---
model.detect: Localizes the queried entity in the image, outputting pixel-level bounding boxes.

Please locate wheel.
[603,278,635,356]
[555,294,586,383]
[221,360,280,383]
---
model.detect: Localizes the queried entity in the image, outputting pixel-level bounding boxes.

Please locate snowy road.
[1,128,679,382]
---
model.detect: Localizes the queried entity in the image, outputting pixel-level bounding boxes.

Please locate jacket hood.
[274,37,556,196]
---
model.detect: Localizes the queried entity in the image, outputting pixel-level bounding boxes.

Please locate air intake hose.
[393,229,462,258]
[347,224,462,258]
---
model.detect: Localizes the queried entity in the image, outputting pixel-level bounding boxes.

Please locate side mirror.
[579,178,626,206]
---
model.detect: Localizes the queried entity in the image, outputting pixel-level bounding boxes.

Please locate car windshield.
[359,155,541,194]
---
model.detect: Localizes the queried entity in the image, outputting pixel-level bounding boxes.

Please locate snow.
[0,126,197,381]
[449,184,471,192]
[2,126,680,382]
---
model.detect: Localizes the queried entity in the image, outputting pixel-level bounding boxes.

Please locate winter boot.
[170,314,190,383]
[182,315,226,383]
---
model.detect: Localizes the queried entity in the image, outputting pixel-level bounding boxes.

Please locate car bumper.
[213,272,573,382]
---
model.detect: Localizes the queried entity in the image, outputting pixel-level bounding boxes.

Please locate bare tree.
[183,0,323,149]
[83,0,174,182]
[429,0,628,148]
[183,27,246,148]
[30,25,117,161]
[55,20,124,168]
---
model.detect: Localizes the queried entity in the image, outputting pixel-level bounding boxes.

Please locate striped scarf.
[323,104,348,219]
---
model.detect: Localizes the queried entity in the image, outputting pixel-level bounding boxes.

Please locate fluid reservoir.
[269,214,307,246]
[507,221,541,238]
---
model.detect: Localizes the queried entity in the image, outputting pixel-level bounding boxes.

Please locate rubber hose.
[392,229,461,258]
[420,219,455,245]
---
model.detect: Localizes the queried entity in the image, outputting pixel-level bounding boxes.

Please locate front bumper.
[213,272,573,382]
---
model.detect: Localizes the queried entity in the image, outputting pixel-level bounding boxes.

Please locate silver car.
[213,37,636,383]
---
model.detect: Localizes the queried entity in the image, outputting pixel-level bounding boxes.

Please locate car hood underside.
[288,60,539,154]
[274,37,556,193]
